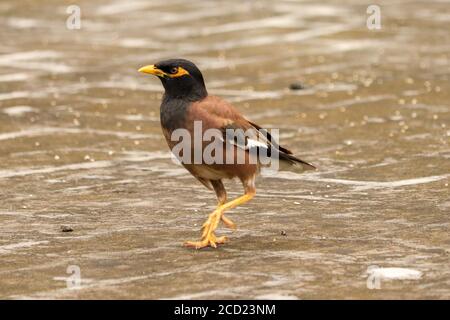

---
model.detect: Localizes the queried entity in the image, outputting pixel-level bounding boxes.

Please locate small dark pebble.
[281,230,287,236]
[61,226,73,232]
[289,82,306,90]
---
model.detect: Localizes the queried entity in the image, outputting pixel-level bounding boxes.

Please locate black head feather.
[155,58,207,101]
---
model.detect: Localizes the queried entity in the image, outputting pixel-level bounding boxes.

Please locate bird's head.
[138,58,207,101]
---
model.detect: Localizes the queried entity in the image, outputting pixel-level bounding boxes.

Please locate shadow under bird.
[139,59,315,249]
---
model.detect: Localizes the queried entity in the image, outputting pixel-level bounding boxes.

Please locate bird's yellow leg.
[221,215,236,230]
[217,199,237,230]
[218,191,255,213]
[184,207,225,249]
[211,180,236,230]
[184,191,255,249]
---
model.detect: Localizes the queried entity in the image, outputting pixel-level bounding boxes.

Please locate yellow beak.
[138,65,166,77]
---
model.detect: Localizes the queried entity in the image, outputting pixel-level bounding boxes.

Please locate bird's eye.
[169,67,178,74]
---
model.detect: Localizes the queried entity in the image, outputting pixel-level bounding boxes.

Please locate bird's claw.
[185,208,234,249]
[184,234,228,249]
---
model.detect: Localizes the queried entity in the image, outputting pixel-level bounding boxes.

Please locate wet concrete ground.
[0,0,449,299]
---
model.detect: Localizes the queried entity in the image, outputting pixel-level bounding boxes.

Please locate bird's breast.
[160,98,190,133]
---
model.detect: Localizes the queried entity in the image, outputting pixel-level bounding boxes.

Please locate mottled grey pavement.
[0,0,449,299]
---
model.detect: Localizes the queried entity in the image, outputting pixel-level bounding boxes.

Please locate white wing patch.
[247,139,268,149]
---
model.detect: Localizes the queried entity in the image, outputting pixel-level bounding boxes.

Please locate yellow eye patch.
[167,67,190,78]
[138,65,190,78]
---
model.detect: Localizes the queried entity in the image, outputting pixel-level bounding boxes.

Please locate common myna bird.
[139,59,315,249]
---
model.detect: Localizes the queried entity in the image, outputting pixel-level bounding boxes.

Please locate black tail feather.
[279,152,316,171]
[247,120,316,171]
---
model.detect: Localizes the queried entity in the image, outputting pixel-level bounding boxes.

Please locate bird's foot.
[184,208,229,249]
[184,233,227,249]
[221,215,236,230]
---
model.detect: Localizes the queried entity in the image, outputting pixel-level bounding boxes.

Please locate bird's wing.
[246,120,293,155]
[190,96,272,152]
[189,96,315,170]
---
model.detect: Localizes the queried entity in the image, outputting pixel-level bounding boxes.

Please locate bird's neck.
[161,78,208,102]
[163,88,207,102]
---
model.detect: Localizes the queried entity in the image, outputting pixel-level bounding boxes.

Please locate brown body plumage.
[139,59,315,249]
